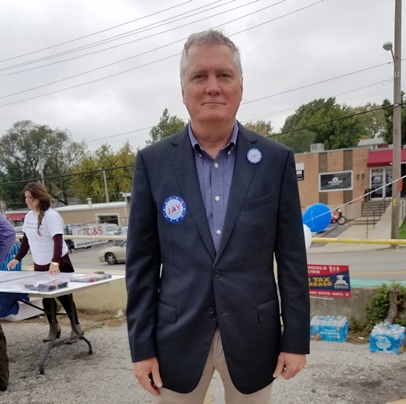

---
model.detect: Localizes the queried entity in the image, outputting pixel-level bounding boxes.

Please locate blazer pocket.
[243,193,275,211]
[257,300,279,323]
[158,302,177,324]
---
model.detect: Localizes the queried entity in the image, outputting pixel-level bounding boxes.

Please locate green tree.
[278,98,363,152]
[244,120,273,137]
[0,120,86,209]
[70,142,135,203]
[382,93,406,146]
[147,108,186,145]
[353,103,387,139]
[274,129,315,153]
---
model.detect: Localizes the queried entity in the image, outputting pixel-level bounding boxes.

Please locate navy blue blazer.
[126,123,310,394]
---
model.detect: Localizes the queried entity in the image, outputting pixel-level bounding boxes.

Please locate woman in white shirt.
[8,183,82,342]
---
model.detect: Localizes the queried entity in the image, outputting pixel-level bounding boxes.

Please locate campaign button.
[162,196,187,223]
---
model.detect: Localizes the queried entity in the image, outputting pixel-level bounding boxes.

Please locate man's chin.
[199,111,228,121]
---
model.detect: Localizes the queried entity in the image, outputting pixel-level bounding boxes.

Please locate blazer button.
[208,307,215,315]
[213,270,220,278]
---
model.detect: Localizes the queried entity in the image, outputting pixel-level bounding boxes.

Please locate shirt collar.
[188,121,239,152]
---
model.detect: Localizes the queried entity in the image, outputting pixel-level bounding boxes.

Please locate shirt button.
[214,163,219,168]
[215,196,220,202]
[216,229,222,235]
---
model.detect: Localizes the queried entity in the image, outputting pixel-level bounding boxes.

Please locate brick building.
[295,145,406,219]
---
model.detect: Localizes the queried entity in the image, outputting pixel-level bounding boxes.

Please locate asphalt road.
[19,239,406,281]
[307,248,406,281]
[20,243,125,273]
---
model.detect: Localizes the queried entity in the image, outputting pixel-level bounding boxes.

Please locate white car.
[98,241,126,265]
[14,225,24,235]
[113,225,128,245]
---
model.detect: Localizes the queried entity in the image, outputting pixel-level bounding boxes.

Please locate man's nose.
[205,76,221,95]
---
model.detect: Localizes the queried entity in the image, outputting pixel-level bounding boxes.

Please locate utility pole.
[102,169,110,203]
[385,0,402,240]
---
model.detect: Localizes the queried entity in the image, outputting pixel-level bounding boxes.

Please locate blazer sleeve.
[125,151,162,362]
[274,149,310,354]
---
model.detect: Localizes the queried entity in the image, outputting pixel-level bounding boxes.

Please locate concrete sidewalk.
[309,206,400,253]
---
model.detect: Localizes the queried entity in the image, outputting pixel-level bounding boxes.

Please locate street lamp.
[383,42,394,57]
[383,0,402,241]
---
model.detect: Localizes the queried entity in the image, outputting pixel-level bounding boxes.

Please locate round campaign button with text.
[162,196,187,223]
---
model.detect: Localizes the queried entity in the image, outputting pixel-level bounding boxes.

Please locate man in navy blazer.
[126,29,310,403]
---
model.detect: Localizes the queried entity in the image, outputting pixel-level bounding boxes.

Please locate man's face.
[181,43,243,126]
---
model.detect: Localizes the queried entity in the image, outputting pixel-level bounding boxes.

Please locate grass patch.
[399,217,406,239]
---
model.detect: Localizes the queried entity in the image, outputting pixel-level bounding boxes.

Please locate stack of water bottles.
[370,321,406,354]
[310,315,349,342]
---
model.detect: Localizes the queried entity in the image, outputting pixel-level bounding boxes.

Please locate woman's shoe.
[42,323,61,342]
[66,324,83,344]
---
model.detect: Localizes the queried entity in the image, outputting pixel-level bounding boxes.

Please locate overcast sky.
[0,0,403,153]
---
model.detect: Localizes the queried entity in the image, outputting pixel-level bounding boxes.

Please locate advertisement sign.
[71,223,109,249]
[308,264,352,298]
[319,171,353,192]
[296,162,304,181]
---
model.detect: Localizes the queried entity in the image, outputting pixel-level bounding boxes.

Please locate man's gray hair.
[180,29,243,85]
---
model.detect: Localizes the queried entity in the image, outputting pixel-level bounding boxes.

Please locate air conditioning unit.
[310,143,325,152]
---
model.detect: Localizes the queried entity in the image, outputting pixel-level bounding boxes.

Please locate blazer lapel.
[169,129,216,260]
[214,127,259,264]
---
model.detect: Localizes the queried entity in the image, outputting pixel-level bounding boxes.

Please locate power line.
[239,78,393,123]
[269,103,397,138]
[54,70,394,147]
[0,0,194,64]
[241,62,391,106]
[0,0,228,73]
[81,66,394,145]
[0,163,134,186]
[0,0,281,99]
[0,0,319,104]
[0,103,400,192]
[85,127,154,144]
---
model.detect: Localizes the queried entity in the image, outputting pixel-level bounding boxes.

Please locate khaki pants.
[152,329,273,404]
[0,323,9,389]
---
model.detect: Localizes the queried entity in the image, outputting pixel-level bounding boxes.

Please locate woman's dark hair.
[24,182,51,235]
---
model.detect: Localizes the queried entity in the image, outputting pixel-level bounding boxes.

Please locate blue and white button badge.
[247,148,262,164]
[163,196,187,223]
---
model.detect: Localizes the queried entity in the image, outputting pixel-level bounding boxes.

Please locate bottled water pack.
[310,315,348,342]
[370,321,406,354]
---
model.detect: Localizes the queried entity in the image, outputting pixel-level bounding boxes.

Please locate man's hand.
[272,352,306,380]
[133,357,163,396]
[7,259,19,271]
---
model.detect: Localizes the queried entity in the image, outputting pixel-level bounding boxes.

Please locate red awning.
[367,149,406,167]
[6,213,27,220]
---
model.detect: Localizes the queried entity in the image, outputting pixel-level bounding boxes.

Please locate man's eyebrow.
[189,68,234,75]
[190,69,207,75]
